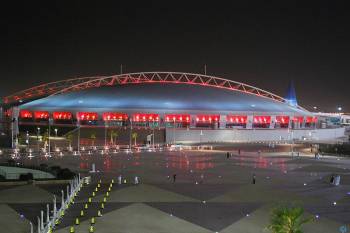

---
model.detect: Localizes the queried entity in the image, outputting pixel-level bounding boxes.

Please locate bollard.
[55,218,60,226]
[91,217,95,225]
[103,197,107,203]
[89,225,95,233]
[85,203,89,209]
[106,192,109,197]
[110,183,113,188]
[92,192,95,197]
[108,187,111,192]
[70,226,75,233]
[97,183,101,188]
[123,179,127,184]
[111,179,114,184]
[99,179,101,183]
[97,210,102,217]
[101,203,104,209]
[80,210,84,217]
[95,187,98,192]
[88,197,92,203]
[75,217,80,225]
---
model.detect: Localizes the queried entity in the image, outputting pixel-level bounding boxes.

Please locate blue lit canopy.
[20,82,309,115]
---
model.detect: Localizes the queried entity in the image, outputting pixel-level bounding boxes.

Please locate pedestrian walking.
[226,152,230,159]
[173,174,176,183]
[252,174,256,184]
[330,174,334,184]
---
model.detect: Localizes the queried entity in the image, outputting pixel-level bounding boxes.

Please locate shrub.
[268,205,312,233]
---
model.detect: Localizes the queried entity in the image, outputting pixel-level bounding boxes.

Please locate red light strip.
[132,113,159,122]
[20,110,33,119]
[253,116,271,124]
[196,114,220,122]
[34,111,49,119]
[306,116,317,123]
[275,116,290,124]
[226,115,247,123]
[53,112,72,120]
[103,112,128,121]
[165,114,190,122]
[77,112,98,121]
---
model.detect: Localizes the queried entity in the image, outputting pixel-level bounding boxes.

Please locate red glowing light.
[53,112,72,120]
[77,112,98,121]
[276,116,289,124]
[102,112,128,121]
[34,111,49,119]
[132,113,159,122]
[226,115,247,124]
[196,115,220,123]
[253,116,271,124]
[306,116,317,123]
[165,114,191,123]
[20,110,33,119]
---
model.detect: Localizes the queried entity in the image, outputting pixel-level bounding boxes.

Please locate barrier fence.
[30,174,83,233]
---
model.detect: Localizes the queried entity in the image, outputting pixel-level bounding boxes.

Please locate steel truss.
[3,72,287,105]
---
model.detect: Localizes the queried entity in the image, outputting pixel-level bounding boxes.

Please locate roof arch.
[3,72,288,105]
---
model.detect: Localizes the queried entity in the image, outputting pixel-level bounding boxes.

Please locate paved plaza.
[0,144,349,233]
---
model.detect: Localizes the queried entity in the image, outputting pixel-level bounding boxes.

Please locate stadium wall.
[165,127,345,143]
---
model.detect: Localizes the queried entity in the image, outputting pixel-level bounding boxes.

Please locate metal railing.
[29,174,83,233]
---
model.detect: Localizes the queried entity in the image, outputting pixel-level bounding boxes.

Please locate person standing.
[173,174,176,183]
[226,152,230,159]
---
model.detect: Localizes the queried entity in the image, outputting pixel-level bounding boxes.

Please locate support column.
[219,115,226,129]
[246,115,253,129]
[190,115,196,128]
[269,116,276,129]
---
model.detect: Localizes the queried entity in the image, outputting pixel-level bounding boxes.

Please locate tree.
[132,132,138,146]
[66,133,73,148]
[268,205,312,233]
[109,130,118,145]
[90,132,96,146]
[42,131,49,149]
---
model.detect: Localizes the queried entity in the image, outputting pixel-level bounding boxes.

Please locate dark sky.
[1,1,349,112]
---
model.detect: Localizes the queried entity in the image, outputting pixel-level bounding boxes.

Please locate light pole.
[129,118,132,150]
[104,120,108,148]
[48,118,52,156]
[152,119,155,150]
[77,120,81,154]
[26,131,29,146]
[37,127,40,140]
[173,118,176,145]
[37,127,40,153]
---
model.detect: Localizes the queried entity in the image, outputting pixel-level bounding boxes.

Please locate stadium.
[1,72,345,145]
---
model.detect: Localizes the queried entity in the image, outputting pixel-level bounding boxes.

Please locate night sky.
[1,1,349,112]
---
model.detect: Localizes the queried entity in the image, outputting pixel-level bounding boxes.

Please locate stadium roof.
[4,72,310,115]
